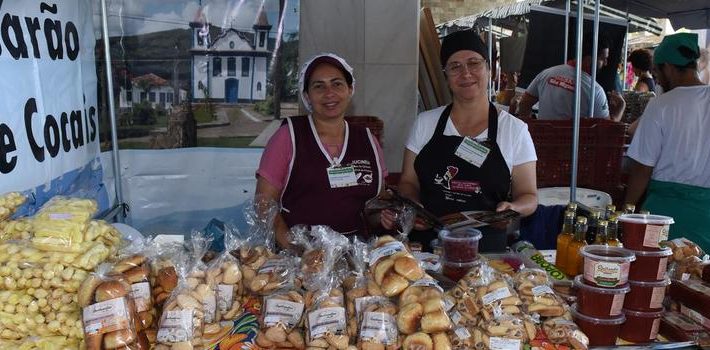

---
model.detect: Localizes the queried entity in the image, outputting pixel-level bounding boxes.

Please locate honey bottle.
[607,216,622,247]
[566,216,588,276]
[555,210,576,271]
[586,210,601,244]
[593,220,609,245]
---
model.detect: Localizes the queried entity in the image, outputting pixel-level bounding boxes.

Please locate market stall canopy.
[603,0,710,30]
[437,0,663,35]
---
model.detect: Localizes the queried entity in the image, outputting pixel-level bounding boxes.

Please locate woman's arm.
[497,161,538,217]
[255,175,291,250]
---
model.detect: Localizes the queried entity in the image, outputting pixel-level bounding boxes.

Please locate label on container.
[611,293,625,315]
[650,287,665,309]
[657,257,669,280]
[369,241,406,266]
[455,326,471,340]
[217,284,234,312]
[489,337,521,350]
[532,285,555,297]
[359,312,397,345]
[308,307,346,339]
[264,299,304,328]
[584,260,629,287]
[482,287,512,305]
[157,310,194,343]
[650,317,661,339]
[411,278,444,293]
[680,304,710,330]
[82,297,130,335]
[643,225,669,248]
[131,282,152,313]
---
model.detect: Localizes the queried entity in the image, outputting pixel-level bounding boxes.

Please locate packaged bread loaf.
[471,315,536,350]
[79,263,145,350]
[304,281,350,350]
[368,235,424,297]
[514,269,565,317]
[205,226,243,322]
[663,238,704,262]
[357,296,400,350]
[396,277,452,350]
[256,290,306,349]
[231,198,278,289]
[185,232,219,337]
[542,317,589,350]
[246,252,299,295]
[149,240,185,312]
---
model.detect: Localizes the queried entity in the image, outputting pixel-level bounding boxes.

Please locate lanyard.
[308,115,349,167]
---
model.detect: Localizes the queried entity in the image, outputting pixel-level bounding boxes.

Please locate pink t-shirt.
[257,125,388,190]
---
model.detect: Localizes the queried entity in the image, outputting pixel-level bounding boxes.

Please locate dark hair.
[303,57,353,92]
[580,32,610,57]
[629,49,653,71]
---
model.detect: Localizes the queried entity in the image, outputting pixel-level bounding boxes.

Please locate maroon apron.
[280,116,382,236]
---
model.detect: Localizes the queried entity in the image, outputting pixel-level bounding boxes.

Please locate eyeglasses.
[443,58,486,76]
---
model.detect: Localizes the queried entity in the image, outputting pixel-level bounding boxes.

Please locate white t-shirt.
[406,106,537,173]
[526,64,609,120]
[627,85,710,188]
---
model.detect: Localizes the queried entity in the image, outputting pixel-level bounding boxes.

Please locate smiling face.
[304,63,353,121]
[444,50,490,101]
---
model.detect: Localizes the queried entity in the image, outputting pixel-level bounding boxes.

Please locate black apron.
[411,103,512,251]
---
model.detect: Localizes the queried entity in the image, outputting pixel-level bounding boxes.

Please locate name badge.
[455,137,490,168]
[327,165,358,188]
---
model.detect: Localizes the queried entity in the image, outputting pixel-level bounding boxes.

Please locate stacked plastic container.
[617,214,675,343]
[438,228,482,281]
[572,245,635,346]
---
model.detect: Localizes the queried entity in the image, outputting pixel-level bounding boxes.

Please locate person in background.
[255,53,387,250]
[625,33,710,251]
[382,30,538,250]
[628,49,656,92]
[698,47,709,85]
[517,33,625,121]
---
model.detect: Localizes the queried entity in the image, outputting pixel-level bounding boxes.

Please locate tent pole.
[488,17,494,101]
[100,0,125,222]
[622,8,629,91]
[571,0,584,203]
[589,0,600,117]
[564,0,570,63]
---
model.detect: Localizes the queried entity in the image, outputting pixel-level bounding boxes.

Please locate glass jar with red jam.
[574,275,629,318]
[581,245,635,288]
[619,308,664,343]
[625,278,671,312]
[442,259,482,282]
[618,214,674,251]
[570,304,625,346]
[629,247,672,281]
[440,228,482,263]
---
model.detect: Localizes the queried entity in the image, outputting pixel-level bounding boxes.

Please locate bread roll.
[114,255,147,273]
[95,280,130,302]
[421,310,451,333]
[403,332,433,350]
[156,267,177,291]
[103,328,136,349]
[394,256,424,281]
[78,274,103,307]
[432,332,451,350]
[382,273,409,297]
[124,264,150,284]
[397,302,423,334]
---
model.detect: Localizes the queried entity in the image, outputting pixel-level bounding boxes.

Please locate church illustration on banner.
[190,5,273,104]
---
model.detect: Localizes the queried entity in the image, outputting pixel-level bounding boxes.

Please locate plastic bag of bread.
[663,238,704,263]
[290,225,349,288]
[247,251,299,295]
[670,255,710,281]
[343,238,377,336]
[542,317,589,350]
[111,238,158,343]
[471,315,536,350]
[204,226,243,322]
[149,240,186,312]
[0,192,27,222]
[513,269,565,317]
[31,197,97,252]
[154,258,206,350]
[185,232,218,331]
[397,277,453,349]
[304,278,350,350]
[368,235,425,297]
[357,297,399,350]
[78,263,146,350]
[256,290,306,349]
[231,198,278,288]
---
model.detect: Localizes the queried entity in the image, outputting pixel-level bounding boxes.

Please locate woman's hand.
[496,201,515,212]
[380,209,397,230]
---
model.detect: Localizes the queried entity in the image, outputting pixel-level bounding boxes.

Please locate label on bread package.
[264,298,304,328]
[369,241,406,265]
[258,257,289,274]
[489,337,521,350]
[411,278,444,293]
[308,306,346,339]
[455,326,472,340]
[482,287,512,305]
[130,282,152,313]
[157,309,194,343]
[217,284,234,312]
[531,285,555,297]
[203,293,216,323]
[82,297,130,335]
[360,312,397,345]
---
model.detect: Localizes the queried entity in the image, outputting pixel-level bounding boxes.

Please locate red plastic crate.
[526,119,627,194]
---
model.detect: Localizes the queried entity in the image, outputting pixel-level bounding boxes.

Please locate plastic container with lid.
[440,228,482,263]
[619,308,664,343]
[618,214,674,251]
[625,278,671,312]
[574,275,629,318]
[570,304,625,346]
[441,258,482,282]
[581,245,636,288]
[629,247,672,281]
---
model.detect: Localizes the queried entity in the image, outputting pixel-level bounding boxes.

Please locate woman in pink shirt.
[255,53,386,250]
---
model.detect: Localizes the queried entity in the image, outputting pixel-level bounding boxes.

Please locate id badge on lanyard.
[455,136,490,168]
[327,165,358,188]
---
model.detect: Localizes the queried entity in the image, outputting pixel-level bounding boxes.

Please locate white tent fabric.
[603,0,710,30]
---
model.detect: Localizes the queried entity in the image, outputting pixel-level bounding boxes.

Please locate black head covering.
[440,30,490,67]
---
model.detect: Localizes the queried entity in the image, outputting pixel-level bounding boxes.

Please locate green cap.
[654,32,700,66]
